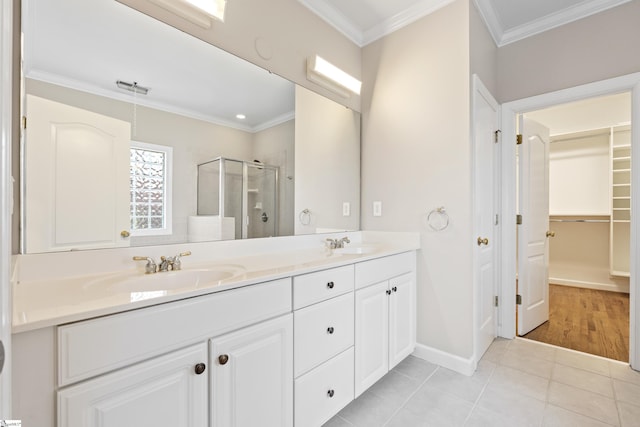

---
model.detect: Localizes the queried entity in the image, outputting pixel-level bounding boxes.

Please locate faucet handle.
[325,238,338,249]
[173,251,192,271]
[133,256,157,274]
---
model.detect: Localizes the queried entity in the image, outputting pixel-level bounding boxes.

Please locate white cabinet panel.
[294,292,354,377]
[58,343,208,427]
[210,314,293,427]
[389,273,416,368]
[354,281,389,397]
[294,347,354,427]
[354,252,414,289]
[58,278,291,386]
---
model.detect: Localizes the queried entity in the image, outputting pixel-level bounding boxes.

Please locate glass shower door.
[244,163,278,239]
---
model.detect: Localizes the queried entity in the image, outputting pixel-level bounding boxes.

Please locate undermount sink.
[85,266,245,292]
[333,245,377,255]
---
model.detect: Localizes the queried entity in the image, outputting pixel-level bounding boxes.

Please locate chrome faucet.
[133,251,191,274]
[325,237,351,249]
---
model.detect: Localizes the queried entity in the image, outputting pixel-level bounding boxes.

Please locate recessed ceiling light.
[236,114,246,120]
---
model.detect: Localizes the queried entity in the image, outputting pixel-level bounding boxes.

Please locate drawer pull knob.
[392,286,398,292]
[386,289,392,295]
[194,363,206,375]
[218,354,229,365]
[327,389,335,398]
[327,281,335,289]
[327,327,335,334]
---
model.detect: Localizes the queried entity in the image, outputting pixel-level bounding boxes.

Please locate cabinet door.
[58,343,208,427]
[210,314,293,427]
[389,273,416,368]
[354,281,389,398]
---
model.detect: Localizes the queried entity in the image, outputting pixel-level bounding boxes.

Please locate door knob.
[546,231,556,238]
[477,237,489,246]
[120,230,130,238]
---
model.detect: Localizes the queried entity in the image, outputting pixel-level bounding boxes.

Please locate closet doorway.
[516,92,631,362]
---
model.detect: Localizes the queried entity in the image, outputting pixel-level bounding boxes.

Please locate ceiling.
[297,0,632,46]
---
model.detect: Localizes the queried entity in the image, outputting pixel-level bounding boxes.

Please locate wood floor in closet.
[522,284,630,362]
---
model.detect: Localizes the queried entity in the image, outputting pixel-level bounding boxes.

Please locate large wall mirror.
[20,0,360,254]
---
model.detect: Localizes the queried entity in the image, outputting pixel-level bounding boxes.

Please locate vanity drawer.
[295,347,354,427]
[58,278,291,387]
[294,292,354,377]
[293,265,354,309]
[355,251,415,289]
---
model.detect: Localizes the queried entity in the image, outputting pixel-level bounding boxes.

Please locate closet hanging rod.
[549,219,610,223]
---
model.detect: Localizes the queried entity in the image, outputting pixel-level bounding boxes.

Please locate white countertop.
[12,231,420,333]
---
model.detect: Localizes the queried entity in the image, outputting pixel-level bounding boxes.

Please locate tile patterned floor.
[323,338,640,427]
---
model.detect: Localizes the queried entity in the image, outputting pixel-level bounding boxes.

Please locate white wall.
[469,0,498,97]
[497,0,640,102]
[362,0,474,359]
[294,86,360,235]
[117,0,361,112]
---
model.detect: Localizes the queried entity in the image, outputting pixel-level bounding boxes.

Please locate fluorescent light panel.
[183,0,227,22]
[307,55,361,97]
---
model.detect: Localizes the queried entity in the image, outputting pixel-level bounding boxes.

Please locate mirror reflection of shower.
[193,157,279,240]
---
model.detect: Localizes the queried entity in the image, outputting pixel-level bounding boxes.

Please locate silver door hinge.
[516,294,522,305]
[495,214,499,225]
[516,134,523,145]
[494,130,501,143]
[494,296,499,307]
[516,214,522,225]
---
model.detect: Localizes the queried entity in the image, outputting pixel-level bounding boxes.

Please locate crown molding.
[296,0,364,46]
[297,0,454,47]
[25,70,290,134]
[476,0,631,47]
[361,0,455,46]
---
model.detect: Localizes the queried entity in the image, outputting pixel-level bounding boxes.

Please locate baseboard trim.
[412,343,476,376]
[550,277,630,293]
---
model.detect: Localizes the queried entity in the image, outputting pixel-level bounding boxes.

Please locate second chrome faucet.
[133,251,192,274]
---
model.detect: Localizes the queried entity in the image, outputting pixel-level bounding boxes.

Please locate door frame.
[0,0,13,414]
[498,72,640,370]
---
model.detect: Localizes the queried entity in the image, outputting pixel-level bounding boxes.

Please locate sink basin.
[333,245,377,255]
[85,266,244,292]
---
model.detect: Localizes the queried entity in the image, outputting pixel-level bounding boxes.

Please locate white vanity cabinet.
[293,265,355,427]
[210,314,293,427]
[54,278,292,427]
[354,253,416,397]
[58,343,209,427]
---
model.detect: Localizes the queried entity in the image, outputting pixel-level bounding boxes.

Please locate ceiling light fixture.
[306,55,362,98]
[116,80,150,95]
[236,114,246,119]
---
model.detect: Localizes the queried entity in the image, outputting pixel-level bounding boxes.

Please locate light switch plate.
[373,201,382,217]
[343,202,350,216]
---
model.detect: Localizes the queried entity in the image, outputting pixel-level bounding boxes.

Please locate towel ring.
[299,209,311,226]
[428,207,449,231]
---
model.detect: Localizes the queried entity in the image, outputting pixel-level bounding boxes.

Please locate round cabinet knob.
[218,354,229,365]
[194,363,206,375]
[327,281,335,289]
[386,289,392,295]
[392,286,398,292]
[327,326,335,334]
[327,389,335,398]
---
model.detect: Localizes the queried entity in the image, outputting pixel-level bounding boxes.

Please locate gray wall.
[497,0,640,102]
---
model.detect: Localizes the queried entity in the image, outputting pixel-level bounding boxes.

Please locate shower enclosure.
[197,157,279,239]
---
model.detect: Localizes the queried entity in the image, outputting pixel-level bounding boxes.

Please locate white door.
[354,281,389,398]
[388,272,415,368]
[472,76,500,359]
[25,95,131,252]
[517,117,551,335]
[210,314,293,427]
[58,343,208,427]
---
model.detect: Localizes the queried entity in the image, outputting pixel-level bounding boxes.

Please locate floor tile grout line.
[380,365,441,427]
[462,360,498,426]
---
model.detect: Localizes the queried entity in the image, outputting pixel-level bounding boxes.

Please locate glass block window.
[130,141,173,236]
